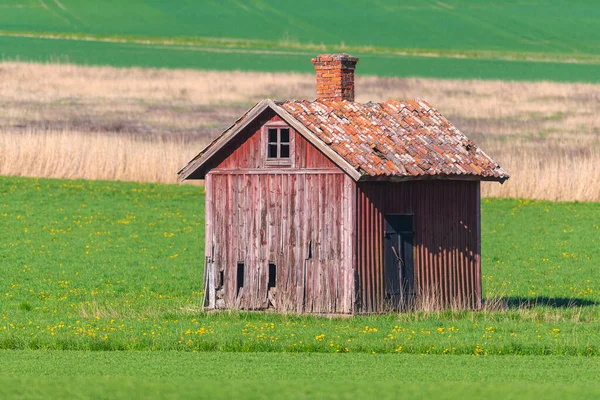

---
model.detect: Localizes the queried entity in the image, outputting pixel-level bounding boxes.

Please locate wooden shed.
[179,54,509,314]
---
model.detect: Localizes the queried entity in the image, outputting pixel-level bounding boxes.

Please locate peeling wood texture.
[206,172,355,313]
[204,112,355,314]
[214,112,336,170]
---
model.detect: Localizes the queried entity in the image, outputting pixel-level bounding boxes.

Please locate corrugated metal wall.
[356,180,481,313]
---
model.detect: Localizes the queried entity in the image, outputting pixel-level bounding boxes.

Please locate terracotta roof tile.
[180,98,509,182]
[277,99,508,181]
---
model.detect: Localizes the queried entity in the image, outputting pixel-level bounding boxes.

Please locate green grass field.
[1,175,599,397]
[1,0,599,81]
[2,351,600,399]
[2,0,597,54]
[0,175,599,355]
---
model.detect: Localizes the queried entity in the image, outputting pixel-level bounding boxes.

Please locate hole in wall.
[268,263,277,289]
[236,262,244,297]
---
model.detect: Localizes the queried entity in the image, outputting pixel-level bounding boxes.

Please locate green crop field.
[0,0,599,81]
[1,175,599,397]
[2,351,600,399]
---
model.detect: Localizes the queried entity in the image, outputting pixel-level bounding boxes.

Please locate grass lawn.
[0,176,599,355]
[1,351,600,399]
[0,175,599,397]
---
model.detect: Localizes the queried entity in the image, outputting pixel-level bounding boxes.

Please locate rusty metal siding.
[356,180,481,313]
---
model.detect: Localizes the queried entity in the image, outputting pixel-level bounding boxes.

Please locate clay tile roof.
[276,99,509,181]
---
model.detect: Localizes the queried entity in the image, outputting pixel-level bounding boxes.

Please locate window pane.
[268,128,278,143]
[280,144,290,158]
[268,144,278,158]
[280,128,290,143]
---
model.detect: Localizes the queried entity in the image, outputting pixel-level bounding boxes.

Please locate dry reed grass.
[0,130,204,183]
[1,62,598,200]
[396,296,591,324]
[481,141,600,201]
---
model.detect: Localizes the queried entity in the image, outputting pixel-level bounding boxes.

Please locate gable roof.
[178,99,509,183]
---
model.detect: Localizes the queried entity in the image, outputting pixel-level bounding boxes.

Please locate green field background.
[3,35,600,82]
[0,177,599,397]
[1,0,598,54]
[1,0,599,81]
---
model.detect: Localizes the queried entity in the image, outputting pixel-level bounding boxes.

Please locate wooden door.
[384,214,415,309]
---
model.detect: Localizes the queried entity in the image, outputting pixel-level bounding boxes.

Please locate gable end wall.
[203,109,356,313]
[214,110,339,171]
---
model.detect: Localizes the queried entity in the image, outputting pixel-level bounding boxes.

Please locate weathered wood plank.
[348,175,357,314]
[297,174,307,313]
[204,173,214,308]
[202,112,358,314]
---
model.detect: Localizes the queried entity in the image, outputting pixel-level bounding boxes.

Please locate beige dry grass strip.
[481,147,600,202]
[1,62,598,148]
[0,62,599,201]
[1,62,598,131]
[1,129,598,201]
[0,61,311,105]
[0,130,207,184]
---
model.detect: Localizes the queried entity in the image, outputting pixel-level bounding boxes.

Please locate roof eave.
[268,100,363,181]
[357,173,510,183]
[177,100,272,181]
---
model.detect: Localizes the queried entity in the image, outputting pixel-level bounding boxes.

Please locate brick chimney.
[311,54,359,102]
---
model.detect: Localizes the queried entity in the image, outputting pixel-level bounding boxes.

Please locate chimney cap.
[311,53,359,65]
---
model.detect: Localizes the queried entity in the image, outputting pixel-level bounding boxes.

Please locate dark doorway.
[383,214,414,309]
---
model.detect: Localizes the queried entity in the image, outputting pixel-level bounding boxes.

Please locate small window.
[236,262,244,297]
[265,126,292,165]
[268,263,277,289]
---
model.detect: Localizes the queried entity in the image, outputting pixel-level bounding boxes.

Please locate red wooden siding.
[356,180,481,313]
[202,107,483,315]
[203,110,355,314]
[215,112,337,171]
[205,172,355,313]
